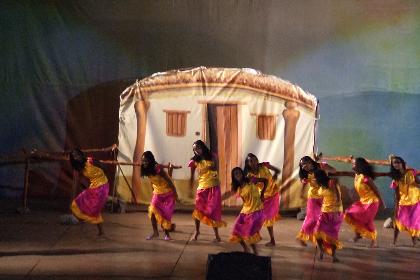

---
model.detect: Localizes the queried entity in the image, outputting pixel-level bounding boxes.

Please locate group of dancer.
[68,141,419,262]
[296,155,419,262]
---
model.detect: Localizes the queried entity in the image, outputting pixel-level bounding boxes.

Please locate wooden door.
[207,104,239,206]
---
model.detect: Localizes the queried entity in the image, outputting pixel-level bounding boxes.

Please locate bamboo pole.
[321,155,390,166]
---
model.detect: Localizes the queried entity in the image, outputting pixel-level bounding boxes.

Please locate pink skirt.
[296,198,323,242]
[262,192,280,227]
[230,209,264,244]
[314,212,343,255]
[72,183,109,224]
[148,191,176,230]
[395,202,420,237]
[192,185,226,227]
[344,201,379,240]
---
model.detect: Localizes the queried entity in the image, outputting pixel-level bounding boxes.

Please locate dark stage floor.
[0,200,418,279]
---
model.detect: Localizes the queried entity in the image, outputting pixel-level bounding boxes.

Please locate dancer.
[344,157,385,247]
[313,169,343,262]
[244,153,281,246]
[389,156,420,246]
[69,149,109,236]
[141,151,179,241]
[188,140,226,242]
[296,156,336,246]
[222,167,267,255]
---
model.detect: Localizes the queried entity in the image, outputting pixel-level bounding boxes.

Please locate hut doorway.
[207,104,240,206]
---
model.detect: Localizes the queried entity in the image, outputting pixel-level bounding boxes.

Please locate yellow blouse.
[247,163,279,198]
[82,160,108,189]
[238,182,264,214]
[148,165,173,195]
[193,160,220,190]
[319,184,343,213]
[393,170,420,206]
[354,174,379,204]
[306,173,322,199]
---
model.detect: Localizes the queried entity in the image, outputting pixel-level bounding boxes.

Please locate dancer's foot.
[349,235,361,243]
[411,237,417,247]
[369,240,378,248]
[297,239,307,247]
[212,237,221,243]
[189,231,200,241]
[170,223,176,232]
[332,256,340,263]
[146,233,159,240]
[265,241,275,247]
[164,235,173,241]
[319,249,324,260]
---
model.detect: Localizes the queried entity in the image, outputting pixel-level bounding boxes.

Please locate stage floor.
[0,206,418,279]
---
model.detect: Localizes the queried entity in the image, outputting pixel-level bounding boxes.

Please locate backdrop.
[116,67,317,209]
[1,1,419,208]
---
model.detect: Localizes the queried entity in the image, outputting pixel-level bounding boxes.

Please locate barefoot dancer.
[141,151,179,241]
[222,167,267,255]
[344,157,385,247]
[69,149,109,236]
[313,169,344,263]
[389,156,420,246]
[188,140,226,241]
[296,156,336,246]
[244,153,281,247]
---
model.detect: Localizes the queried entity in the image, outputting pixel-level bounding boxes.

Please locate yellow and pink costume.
[247,162,280,227]
[71,159,109,224]
[230,182,265,244]
[391,169,420,238]
[297,173,323,243]
[314,182,343,256]
[147,164,176,230]
[344,174,379,240]
[189,159,226,227]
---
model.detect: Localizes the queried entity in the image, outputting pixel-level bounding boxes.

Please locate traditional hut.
[116,67,317,209]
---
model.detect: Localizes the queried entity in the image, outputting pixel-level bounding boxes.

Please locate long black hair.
[69,148,87,172]
[354,157,375,179]
[314,169,330,188]
[389,156,406,181]
[141,151,158,177]
[243,153,259,176]
[231,167,250,192]
[191,140,212,162]
[315,169,341,202]
[299,156,320,180]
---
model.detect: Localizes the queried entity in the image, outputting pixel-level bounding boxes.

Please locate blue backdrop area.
[1,1,419,205]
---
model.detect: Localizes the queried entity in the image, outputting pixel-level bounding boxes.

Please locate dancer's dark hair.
[299,156,320,180]
[141,151,158,177]
[69,148,87,172]
[231,167,250,192]
[314,169,330,188]
[389,156,406,181]
[354,157,375,179]
[244,153,259,176]
[191,140,212,162]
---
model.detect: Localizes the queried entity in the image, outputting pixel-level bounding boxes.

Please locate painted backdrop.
[1,1,419,208]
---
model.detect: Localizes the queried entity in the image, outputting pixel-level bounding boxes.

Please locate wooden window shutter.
[164,110,190,137]
[257,115,276,140]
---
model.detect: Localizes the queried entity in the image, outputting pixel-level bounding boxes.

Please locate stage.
[0,201,418,279]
